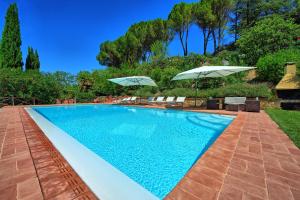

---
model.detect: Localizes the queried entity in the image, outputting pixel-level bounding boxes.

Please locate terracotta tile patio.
[0,107,97,200]
[0,106,300,200]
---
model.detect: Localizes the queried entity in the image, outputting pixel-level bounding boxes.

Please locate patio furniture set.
[207,97,260,112]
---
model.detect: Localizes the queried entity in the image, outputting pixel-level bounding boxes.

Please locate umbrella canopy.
[172,66,256,80]
[108,76,157,87]
[172,66,256,107]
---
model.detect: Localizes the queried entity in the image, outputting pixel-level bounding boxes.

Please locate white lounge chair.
[166,97,186,108]
[128,96,137,104]
[155,96,165,104]
[147,97,155,104]
[120,97,131,104]
[162,97,175,104]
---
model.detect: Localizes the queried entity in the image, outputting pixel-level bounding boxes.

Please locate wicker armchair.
[245,100,260,112]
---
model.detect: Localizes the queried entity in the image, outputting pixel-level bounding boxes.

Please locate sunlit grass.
[266,108,300,148]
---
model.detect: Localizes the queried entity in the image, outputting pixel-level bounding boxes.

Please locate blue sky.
[0,0,233,73]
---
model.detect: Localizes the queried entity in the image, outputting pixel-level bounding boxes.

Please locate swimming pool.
[29,105,233,199]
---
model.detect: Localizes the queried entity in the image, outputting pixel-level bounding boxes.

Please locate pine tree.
[25,47,40,71]
[0,3,23,69]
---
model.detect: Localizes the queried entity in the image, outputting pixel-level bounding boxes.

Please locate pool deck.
[0,106,300,200]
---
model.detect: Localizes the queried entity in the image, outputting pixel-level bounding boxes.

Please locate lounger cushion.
[224,97,246,105]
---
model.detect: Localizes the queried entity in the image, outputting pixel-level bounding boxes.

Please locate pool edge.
[25,107,159,200]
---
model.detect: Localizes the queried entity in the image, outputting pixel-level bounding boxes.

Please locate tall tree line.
[25,47,40,70]
[0,3,23,69]
[97,18,170,68]
[97,0,300,68]
[0,3,40,71]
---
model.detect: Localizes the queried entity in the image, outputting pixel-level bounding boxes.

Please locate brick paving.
[166,111,300,200]
[0,107,97,200]
[0,106,300,200]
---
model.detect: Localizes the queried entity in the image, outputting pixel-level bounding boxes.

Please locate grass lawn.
[266,108,300,148]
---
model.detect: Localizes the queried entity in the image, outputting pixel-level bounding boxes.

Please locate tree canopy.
[1,1,300,105]
[168,2,193,56]
[96,18,170,68]
[192,0,216,55]
[237,15,300,65]
[0,3,23,69]
[25,47,40,71]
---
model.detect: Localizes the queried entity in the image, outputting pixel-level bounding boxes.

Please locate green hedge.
[0,68,61,104]
[160,83,273,99]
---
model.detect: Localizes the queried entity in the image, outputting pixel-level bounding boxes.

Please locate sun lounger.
[146,97,155,104]
[128,96,137,104]
[155,96,165,104]
[224,97,246,111]
[162,97,175,104]
[166,97,186,108]
[120,97,131,104]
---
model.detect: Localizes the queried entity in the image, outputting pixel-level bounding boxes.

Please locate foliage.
[0,3,23,69]
[96,0,299,67]
[128,19,170,60]
[234,0,296,31]
[256,48,300,83]
[77,71,94,92]
[192,0,216,55]
[0,68,60,104]
[266,108,300,148]
[294,0,300,23]
[25,47,40,71]
[210,0,233,50]
[163,83,272,99]
[0,40,2,66]
[168,2,193,56]
[51,71,76,98]
[237,15,300,65]
[149,41,168,63]
[210,50,246,66]
[96,19,170,67]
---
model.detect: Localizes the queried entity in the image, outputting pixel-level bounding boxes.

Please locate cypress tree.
[0,3,23,69]
[34,49,40,70]
[25,47,40,71]
[0,40,2,66]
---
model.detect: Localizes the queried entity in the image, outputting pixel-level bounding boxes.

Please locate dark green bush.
[0,68,61,104]
[256,48,300,83]
[237,15,300,65]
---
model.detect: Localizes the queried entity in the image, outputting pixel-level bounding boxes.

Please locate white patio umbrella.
[108,76,157,86]
[172,66,256,106]
[108,76,157,103]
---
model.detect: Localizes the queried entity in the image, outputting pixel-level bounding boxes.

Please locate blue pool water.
[33,105,233,199]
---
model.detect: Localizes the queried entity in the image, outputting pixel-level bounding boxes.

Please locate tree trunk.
[179,32,186,56]
[212,30,217,53]
[184,27,189,56]
[203,30,207,55]
[218,24,222,50]
[203,29,210,55]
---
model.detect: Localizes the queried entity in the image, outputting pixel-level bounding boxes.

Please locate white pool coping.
[25,107,159,200]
